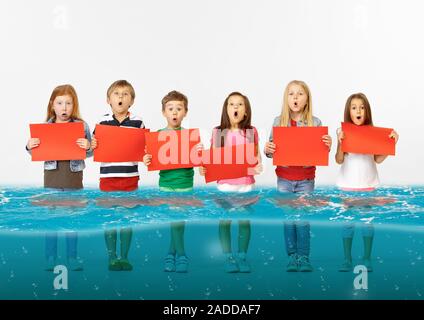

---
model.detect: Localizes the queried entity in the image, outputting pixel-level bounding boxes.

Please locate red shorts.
[99,176,139,192]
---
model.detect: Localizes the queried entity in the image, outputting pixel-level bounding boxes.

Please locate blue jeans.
[45,232,78,259]
[277,177,314,257]
[284,221,310,257]
[277,177,315,193]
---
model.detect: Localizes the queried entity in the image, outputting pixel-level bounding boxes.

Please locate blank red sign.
[93,124,149,162]
[273,126,329,166]
[202,143,257,183]
[29,122,86,161]
[341,122,395,155]
[145,129,201,171]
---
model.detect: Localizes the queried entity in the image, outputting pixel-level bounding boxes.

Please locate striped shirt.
[95,113,145,178]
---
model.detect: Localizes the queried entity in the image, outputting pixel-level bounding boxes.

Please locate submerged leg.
[45,232,58,259]
[66,232,78,259]
[66,232,83,271]
[237,220,251,254]
[119,228,133,271]
[363,236,374,261]
[104,229,117,261]
[219,220,232,254]
[120,227,133,260]
[170,221,186,257]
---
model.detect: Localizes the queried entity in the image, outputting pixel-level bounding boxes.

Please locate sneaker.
[362,259,373,272]
[225,254,239,273]
[45,256,57,271]
[164,254,176,272]
[338,259,353,272]
[108,258,122,271]
[237,253,251,273]
[67,257,84,271]
[298,255,313,272]
[175,255,189,273]
[286,254,298,272]
[119,258,133,271]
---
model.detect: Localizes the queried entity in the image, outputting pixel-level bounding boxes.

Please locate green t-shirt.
[158,127,194,189]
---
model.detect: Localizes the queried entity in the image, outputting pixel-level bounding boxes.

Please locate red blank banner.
[29,122,86,161]
[203,143,257,183]
[341,122,395,155]
[145,129,201,171]
[273,126,329,166]
[93,124,149,162]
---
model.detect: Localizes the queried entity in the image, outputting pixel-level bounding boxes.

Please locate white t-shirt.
[337,153,380,190]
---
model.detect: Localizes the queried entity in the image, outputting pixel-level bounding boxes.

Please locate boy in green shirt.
[143,90,201,272]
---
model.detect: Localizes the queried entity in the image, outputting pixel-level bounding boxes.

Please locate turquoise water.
[0,186,423,299]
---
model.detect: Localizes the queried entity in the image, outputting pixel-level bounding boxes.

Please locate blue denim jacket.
[27,118,93,172]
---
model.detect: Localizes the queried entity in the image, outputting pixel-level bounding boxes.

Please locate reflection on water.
[0,186,423,299]
[2,186,422,232]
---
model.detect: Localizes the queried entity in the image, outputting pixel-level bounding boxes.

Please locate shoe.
[119,258,133,271]
[338,259,353,272]
[298,255,313,272]
[237,253,251,273]
[362,259,373,272]
[225,254,239,273]
[286,254,298,272]
[175,255,188,273]
[164,254,176,272]
[108,258,122,271]
[45,256,57,271]
[67,257,84,271]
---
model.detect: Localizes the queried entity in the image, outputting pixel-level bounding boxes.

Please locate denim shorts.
[277,177,315,193]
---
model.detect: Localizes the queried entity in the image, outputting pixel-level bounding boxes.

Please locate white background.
[1,0,423,187]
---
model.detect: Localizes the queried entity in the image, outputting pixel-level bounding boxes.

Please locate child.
[264,80,332,272]
[199,92,262,273]
[335,92,399,272]
[143,90,200,273]
[91,80,145,271]
[26,84,92,271]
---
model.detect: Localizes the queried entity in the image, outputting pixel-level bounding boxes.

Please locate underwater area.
[0,186,423,300]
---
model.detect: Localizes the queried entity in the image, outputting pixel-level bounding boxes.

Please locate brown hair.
[161,90,188,111]
[107,80,136,101]
[45,84,82,122]
[344,93,373,125]
[215,92,253,147]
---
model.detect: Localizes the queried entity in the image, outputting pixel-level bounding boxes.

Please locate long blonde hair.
[45,84,82,122]
[279,80,313,127]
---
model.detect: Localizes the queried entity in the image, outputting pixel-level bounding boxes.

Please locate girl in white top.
[335,93,399,272]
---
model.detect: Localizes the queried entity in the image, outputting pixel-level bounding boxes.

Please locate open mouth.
[172,117,177,121]
[234,111,238,117]
[356,116,362,120]
[61,113,67,117]
[118,102,123,106]
[294,102,298,106]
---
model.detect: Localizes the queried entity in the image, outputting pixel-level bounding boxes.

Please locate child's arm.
[264,141,276,158]
[76,138,91,151]
[374,130,399,164]
[335,128,345,164]
[80,122,93,157]
[90,136,98,149]
[249,144,263,175]
[26,138,40,155]
[143,153,152,166]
